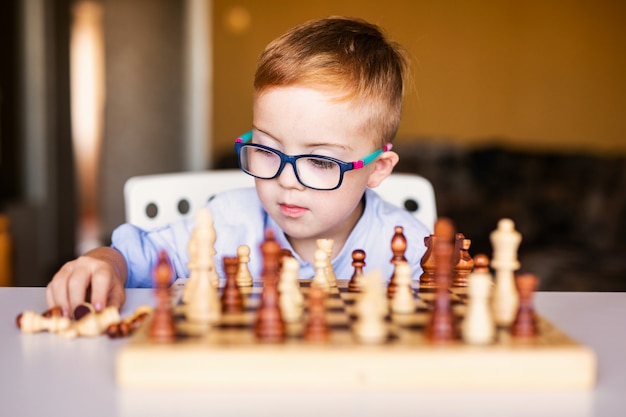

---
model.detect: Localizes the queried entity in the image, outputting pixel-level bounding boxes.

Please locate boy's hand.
[46,247,128,316]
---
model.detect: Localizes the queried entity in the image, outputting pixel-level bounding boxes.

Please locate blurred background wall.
[1,0,625,289]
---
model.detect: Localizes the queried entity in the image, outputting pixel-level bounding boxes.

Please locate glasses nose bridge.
[276,153,301,179]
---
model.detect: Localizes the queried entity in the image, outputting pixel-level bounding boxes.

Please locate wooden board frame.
[116,281,596,390]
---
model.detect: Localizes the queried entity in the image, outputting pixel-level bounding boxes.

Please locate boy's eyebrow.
[252,127,353,152]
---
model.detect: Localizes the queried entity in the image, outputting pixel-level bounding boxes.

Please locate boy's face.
[251,86,398,247]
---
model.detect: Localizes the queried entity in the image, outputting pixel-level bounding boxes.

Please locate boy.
[46,16,431,315]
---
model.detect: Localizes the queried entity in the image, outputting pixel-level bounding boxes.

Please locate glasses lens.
[240,145,281,179]
[295,157,341,190]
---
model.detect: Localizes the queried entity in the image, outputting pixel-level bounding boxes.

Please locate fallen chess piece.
[16,309,71,334]
[59,306,121,339]
[106,305,153,338]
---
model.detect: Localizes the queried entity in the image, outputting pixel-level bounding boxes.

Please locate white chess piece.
[490,218,522,326]
[462,257,495,345]
[311,248,330,291]
[317,239,336,287]
[184,208,221,323]
[18,311,71,334]
[60,306,121,339]
[390,262,415,314]
[279,256,304,322]
[236,245,253,287]
[354,270,388,344]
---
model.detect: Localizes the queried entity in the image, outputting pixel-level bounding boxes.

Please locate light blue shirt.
[112,187,431,288]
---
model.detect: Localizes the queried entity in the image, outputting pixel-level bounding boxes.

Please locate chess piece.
[461,254,495,345]
[184,208,219,304]
[236,245,253,287]
[41,306,64,318]
[0,214,12,286]
[425,218,456,343]
[60,306,121,339]
[316,239,337,287]
[73,302,96,321]
[279,256,304,323]
[149,251,176,342]
[452,234,474,288]
[348,249,366,293]
[512,273,539,339]
[221,256,243,314]
[304,286,329,342]
[387,226,408,298]
[255,230,285,342]
[354,270,388,344]
[390,261,415,314]
[185,210,221,323]
[106,305,153,338]
[16,310,72,333]
[311,248,330,292]
[490,218,522,327]
[419,235,436,289]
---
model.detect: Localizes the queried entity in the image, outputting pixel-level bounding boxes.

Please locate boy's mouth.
[279,203,308,218]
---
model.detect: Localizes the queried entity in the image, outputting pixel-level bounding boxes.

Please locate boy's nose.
[277,161,306,190]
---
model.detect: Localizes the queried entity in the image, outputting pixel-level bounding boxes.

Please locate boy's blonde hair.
[254,17,409,146]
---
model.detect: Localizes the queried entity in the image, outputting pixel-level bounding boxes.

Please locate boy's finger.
[90,268,112,312]
[107,285,126,311]
[47,264,75,315]
[68,271,90,314]
[46,279,70,317]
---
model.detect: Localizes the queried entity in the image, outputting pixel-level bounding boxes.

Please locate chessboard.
[115,214,596,390]
[116,282,595,390]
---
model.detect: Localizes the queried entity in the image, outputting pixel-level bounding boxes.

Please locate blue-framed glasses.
[234,131,392,191]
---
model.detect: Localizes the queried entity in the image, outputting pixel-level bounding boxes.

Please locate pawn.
[304,286,329,342]
[512,273,539,339]
[311,248,330,292]
[387,226,407,298]
[390,262,415,314]
[316,239,337,287]
[221,256,243,314]
[461,254,495,345]
[348,249,366,293]
[236,245,253,287]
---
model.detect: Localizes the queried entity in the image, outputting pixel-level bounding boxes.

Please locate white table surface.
[1,288,625,417]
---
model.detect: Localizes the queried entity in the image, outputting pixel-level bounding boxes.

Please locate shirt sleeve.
[111,221,194,288]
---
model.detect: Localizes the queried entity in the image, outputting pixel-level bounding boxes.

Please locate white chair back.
[124,170,436,231]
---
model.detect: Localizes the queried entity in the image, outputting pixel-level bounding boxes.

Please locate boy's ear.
[366,150,399,188]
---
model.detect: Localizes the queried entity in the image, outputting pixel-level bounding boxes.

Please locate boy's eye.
[306,157,337,170]
[253,147,275,157]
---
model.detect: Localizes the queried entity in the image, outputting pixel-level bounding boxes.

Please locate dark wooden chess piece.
[419,235,436,289]
[425,218,456,343]
[387,226,407,298]
[255,230,285,342]
[452,233,474,288]
[512,273,539,339]
[304,286,329,342]
[221,256,243,314]
[149,251,176,343]
[348,249,366,293]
